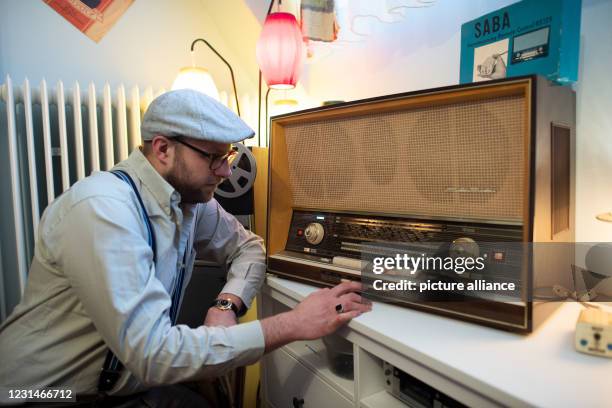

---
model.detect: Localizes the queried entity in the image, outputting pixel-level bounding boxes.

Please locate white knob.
[304,223,325,245]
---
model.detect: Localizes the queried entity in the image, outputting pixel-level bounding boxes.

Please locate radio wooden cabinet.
[258,276,610,408]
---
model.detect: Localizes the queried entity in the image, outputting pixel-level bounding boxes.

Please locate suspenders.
[98,170,187,393]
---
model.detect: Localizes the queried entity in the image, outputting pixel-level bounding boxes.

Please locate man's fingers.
[338,300,372,314]
[330,280,364,297]
[331,284,372,317]
[339,292,371,305]
[353,300,372,313]
[335,293,372,316]
[335,310,361,325]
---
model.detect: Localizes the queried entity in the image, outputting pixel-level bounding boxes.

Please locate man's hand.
[290,281,372,340]
[261,281,372,352]
[204,307,238,327]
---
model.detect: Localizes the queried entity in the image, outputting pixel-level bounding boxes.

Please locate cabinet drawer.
[264,347,354,408]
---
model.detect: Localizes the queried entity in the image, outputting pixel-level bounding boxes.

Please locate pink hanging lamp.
[256,12,304,89]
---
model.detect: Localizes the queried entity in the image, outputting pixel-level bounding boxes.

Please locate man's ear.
[151,135,174,165]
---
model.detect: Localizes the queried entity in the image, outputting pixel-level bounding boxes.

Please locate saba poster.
[460,0,581,85]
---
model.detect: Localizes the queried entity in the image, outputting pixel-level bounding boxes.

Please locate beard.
[166,155,219,204]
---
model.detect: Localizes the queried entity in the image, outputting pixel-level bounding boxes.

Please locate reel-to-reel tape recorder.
[215,142,257,227]
[266,76,576,333]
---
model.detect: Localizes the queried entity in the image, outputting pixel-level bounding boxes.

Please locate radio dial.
[304,223,325,245]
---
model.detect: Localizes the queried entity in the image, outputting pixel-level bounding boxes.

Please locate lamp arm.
[191,38,241,117]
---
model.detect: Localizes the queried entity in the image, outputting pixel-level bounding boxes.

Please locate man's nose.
[213,160,232,178]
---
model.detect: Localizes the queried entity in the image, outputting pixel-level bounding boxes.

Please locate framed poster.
[44,0,134,43]
[460,0,581,85]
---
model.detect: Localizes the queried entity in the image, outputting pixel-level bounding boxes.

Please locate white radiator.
[0,75,165,319]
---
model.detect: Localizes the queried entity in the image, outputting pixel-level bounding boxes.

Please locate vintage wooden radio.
[266,76,575,332]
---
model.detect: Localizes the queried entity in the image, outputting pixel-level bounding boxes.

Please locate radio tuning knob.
[304,222,325,245]
[450,237,480,258]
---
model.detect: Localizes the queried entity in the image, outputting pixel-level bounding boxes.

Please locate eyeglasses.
[174,138,238,170]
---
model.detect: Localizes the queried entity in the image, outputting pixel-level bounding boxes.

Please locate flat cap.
[141,89,254,143]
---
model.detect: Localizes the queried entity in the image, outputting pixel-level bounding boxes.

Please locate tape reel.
[216,142,257,199]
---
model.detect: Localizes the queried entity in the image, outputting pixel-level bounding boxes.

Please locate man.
[0,90,371,406]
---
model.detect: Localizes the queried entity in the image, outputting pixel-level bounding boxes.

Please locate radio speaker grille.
[285,95,526,222]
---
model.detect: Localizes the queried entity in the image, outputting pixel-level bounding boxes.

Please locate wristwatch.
[210,298,243,316]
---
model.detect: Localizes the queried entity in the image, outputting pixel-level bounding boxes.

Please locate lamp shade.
[172,67,220,101]
[256,12,304,89]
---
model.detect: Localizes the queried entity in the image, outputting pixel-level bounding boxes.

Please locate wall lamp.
[173,38,241,117]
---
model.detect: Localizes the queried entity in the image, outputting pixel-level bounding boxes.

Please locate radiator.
[0,75,165,319]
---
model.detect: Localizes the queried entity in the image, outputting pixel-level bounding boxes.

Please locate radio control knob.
[304,223,325,245]
[450,237,480,258]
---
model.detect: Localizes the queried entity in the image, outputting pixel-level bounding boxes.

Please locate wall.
[574,0,612,243]
[0,0,260,126]
[296,0,611,243]
[300,0,515,102]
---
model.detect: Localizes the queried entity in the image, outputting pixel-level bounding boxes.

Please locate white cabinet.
[259,276,611,408]
[259,281,475,408]
[264,348,354,408]
[258,282,490,408]
[260,290,356,407]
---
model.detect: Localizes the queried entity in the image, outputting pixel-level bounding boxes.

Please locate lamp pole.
[190,38,241,117]
[258,0,276,146]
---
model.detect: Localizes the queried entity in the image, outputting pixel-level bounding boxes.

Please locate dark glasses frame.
[174,138,238,170]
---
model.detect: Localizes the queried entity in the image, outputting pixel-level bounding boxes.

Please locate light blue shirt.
[0,149,266,396]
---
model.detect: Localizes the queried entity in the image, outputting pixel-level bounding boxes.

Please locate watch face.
[217,299,232,310]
